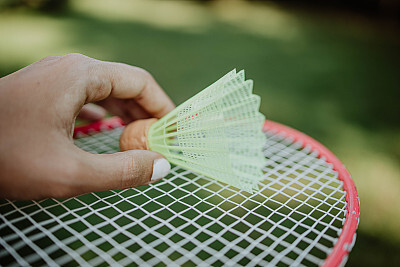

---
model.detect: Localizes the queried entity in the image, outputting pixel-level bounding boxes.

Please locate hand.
[0,54,175,200]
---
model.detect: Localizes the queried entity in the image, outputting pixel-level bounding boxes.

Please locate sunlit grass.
[72,0,213,33]
[0,13,68,65]
[211,0,300,40]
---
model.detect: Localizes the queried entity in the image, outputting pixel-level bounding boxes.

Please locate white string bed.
[0,125,347,266]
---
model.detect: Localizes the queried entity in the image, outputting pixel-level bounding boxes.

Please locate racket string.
[0,126,347,266]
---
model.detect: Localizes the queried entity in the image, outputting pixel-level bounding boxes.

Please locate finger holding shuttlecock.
[120,69,266,193]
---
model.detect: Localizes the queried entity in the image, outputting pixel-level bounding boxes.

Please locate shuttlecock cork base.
[120,118,157,151]
[119,69,266,193]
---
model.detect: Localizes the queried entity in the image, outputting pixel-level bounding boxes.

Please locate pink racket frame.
[74,117,359,267]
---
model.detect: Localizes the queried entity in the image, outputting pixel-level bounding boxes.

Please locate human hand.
[0,54,175,200]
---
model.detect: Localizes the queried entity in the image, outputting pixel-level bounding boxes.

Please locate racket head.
[0,118,359,266]
[263,121,359,267]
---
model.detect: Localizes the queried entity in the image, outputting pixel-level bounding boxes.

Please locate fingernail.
[151,158,171,181]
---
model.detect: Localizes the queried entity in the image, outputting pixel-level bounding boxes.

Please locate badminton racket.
[0,117,359,266]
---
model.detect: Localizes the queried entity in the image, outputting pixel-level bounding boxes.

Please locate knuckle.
[86,63,113,101]
[133,67,153,98]
[120,153,138,188]
[61,53,88,62]
[135,67,154,85]
[120,152,151,188]
[58,53,91,69]
[57,53,91,74]
[136,67,151,77]
[57,53,110,101]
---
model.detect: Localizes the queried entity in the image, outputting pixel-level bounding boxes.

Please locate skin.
[0,54,175,200]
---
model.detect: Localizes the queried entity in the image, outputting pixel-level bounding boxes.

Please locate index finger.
[84,57,175,118]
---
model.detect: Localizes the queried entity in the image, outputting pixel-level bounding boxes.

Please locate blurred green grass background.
[1,0,399,265]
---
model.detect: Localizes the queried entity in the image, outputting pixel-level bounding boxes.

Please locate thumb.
[76,150,171,193]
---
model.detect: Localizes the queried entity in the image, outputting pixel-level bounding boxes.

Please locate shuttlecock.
[120,69,266,192]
